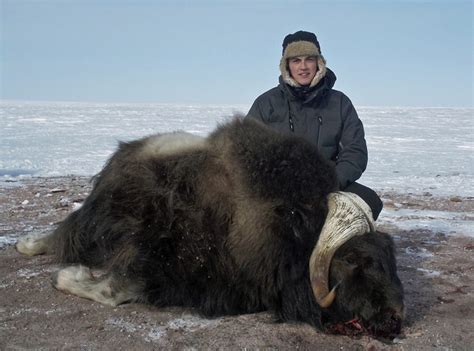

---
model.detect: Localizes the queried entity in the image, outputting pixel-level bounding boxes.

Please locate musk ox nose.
[326,308,404,339]
[368,308,404,339]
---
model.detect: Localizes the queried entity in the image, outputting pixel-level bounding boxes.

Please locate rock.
[72,202,83,211]
[463,244,474,251]
[50,188,66,193]
[59,197,70,207]
[449,196,462,203]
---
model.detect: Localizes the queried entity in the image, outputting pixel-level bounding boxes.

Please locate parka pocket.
[265,110,286,123]
[319,145,338,161]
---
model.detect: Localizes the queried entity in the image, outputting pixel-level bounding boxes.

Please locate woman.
[246,30,383,227]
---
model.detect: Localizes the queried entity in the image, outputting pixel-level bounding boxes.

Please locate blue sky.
[1,0,472,107]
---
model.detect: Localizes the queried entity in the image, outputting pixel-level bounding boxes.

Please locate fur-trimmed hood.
[278,68,337,105]
[279,40,327,88]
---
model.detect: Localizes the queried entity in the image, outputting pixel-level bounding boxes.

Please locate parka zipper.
[317,115,322,148]
[286,98,295,132]
[289,114,295,132]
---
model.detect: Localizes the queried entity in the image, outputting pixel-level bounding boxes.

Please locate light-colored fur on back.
[139,132,206,158]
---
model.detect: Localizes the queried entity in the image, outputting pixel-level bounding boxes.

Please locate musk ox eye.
[290,208,307,226]
[289,209,304,238]
[275,206,302,221]
[274,206,308,240]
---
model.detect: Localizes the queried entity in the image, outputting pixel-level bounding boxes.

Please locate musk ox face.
[326,232,404,339]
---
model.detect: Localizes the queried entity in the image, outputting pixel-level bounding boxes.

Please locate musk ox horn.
[309,191,375,308]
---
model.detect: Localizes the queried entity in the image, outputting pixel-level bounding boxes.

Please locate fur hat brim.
[282,41,320,60]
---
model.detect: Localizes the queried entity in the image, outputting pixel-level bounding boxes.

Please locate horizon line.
[1,99,473,110]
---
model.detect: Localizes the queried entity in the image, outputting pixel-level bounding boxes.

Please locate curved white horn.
[309,191,375,308]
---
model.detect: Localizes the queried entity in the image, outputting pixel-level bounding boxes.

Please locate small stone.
[59,198,70,207]
[50,188,66,193]
[463,244,474,251]
[21,200,29,205]
[449,196,462,202]
[393,337,404,343]
[72,202,83,211]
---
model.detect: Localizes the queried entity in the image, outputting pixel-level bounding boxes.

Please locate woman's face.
[288,56,318,86]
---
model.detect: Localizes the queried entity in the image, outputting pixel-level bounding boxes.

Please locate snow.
[378,207,474,237]
[0,101,241,177]
[105,314,222,343]
[1,101,473,238]
[416,268,441,278]
[358,107,474,197]
[0,236,17,248]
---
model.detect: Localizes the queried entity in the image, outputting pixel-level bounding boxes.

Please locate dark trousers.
[344,182,383,220]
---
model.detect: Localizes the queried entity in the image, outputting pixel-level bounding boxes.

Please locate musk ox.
[17,117,404,339]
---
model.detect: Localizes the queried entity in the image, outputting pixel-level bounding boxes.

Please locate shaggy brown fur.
[17,117,404,338]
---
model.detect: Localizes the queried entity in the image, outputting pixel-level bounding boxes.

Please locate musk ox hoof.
[52,265,94,292]
[51,266,138,307]
[16,233,50,256]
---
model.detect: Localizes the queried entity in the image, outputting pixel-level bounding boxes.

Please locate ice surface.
[379,207,474,237]
[0,101,243,177]
[1,101,473,238]
[358,107,474,197]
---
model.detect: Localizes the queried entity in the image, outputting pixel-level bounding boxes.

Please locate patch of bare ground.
[1,177,473,350]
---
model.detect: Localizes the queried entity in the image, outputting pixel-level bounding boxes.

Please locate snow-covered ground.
[1,101,473,238]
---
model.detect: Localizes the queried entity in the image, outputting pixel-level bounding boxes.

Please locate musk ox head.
[325,231,405,339]
[214,119,404,338]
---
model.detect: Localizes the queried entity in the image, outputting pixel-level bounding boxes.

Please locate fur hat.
[280,30,327,88]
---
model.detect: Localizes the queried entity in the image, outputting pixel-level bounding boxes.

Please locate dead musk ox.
[17,117,404,338]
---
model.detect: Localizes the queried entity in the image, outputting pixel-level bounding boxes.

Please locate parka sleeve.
[335,94,368,189]
[245,97,266,122]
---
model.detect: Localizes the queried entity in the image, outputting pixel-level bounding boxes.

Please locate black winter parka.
[245,68,368,190]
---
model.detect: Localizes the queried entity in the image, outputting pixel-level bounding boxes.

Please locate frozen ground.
[1,102,473,349]
[1,177,473,350]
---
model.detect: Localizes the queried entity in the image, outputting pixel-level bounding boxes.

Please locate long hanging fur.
[49,118,336,317]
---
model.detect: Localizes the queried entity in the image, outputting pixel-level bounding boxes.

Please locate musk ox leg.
[16,232,55,256]
[52,266,141,307]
